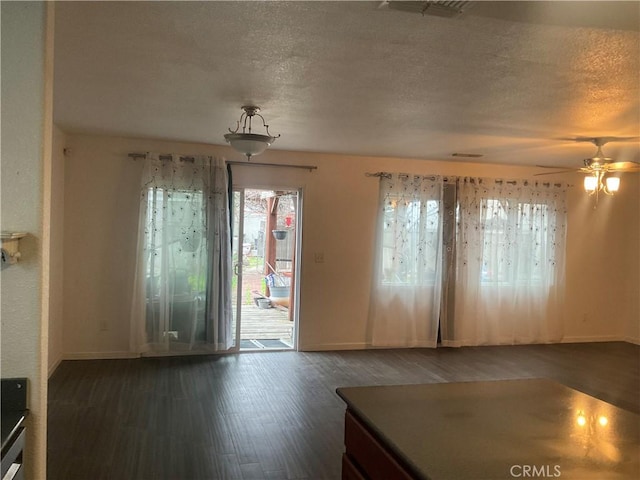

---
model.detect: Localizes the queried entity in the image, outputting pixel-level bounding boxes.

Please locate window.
[144,187,207,298]
[131,154,233,354]
[381,195,440,285]
[478,199,555,285]
[447,178,567,345]
[369,174,444,347]
[370,173,568,347]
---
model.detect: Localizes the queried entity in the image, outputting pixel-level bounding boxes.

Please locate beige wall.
[59,132,639,356]
[0,2,54,478]
[564,171,639,343]
[48,125,66,374]
[623,174,639,344]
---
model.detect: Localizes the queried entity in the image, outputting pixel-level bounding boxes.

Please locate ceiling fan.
[536,136,639,204]
[537,137,640,175]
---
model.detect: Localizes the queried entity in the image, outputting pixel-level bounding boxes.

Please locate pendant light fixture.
[224,106,280,160]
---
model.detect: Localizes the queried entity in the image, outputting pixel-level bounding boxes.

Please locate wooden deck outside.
[234,262,294,349]
[236,301,294,347]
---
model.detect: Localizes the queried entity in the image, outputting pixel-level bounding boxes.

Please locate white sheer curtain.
[368,174,444,347]
[130,154,233,354]
[442,178,567,346]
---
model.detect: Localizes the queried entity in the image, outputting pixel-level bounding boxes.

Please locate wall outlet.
[314,252,324,263]
[99,319,108,331]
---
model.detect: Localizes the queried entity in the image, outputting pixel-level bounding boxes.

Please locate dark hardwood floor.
[47,342,640,480]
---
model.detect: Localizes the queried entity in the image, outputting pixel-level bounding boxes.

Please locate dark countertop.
[1,378,28,454]
[337,379,640,480]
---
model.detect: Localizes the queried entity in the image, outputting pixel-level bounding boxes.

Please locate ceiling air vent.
[381,1,474,18]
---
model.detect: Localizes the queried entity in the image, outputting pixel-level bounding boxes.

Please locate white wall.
[0,2,54,478]
[59,132,639,357]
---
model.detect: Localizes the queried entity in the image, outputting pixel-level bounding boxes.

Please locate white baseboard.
[58,338,639,361]
[299,342,368,352]
[561,335,625,344]
[48,355,63,378]
[301,337,638,352]
[63,351,139,361]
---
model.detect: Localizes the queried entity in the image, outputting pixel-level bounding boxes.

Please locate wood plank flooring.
[239,303,293,344]
[47,342,639,480]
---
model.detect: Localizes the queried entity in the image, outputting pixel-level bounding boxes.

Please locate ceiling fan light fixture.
[538,137,638,207]
[583,170,621,206]
[224,106,280,160]
[605,176,620,193]
[584,175,598,192]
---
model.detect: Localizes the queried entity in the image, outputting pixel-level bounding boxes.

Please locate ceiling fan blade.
[561,136,640,145]
[606,161,640,172]
[597,136,639,144]
[536,164,575,169]
[534,169,577,176]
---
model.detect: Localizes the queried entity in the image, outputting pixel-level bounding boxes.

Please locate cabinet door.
[342,453,367,480]
[343,411,414,480]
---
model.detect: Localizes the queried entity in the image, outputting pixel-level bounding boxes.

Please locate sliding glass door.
[232,188,300,351]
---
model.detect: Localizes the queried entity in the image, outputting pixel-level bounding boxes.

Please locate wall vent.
[381,1,474,18]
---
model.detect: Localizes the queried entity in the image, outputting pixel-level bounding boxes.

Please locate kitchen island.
[336,379,639,480]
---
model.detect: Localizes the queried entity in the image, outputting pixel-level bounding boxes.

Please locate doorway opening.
[232,188,300,351]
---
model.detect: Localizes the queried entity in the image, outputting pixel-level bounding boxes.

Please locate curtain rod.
[366,171,569,188]
[128,153,195,162]
[226,161,317,172]
[365,172,443,181]
[129,153,317,171]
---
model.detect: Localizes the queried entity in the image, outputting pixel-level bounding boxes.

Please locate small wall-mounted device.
[1,232,27,265]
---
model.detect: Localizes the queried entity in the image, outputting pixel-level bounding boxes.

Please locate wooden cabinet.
[341,453,366,480]
[342,410,415,480]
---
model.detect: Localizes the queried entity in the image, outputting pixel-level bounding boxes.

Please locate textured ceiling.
[53,1,640,167]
